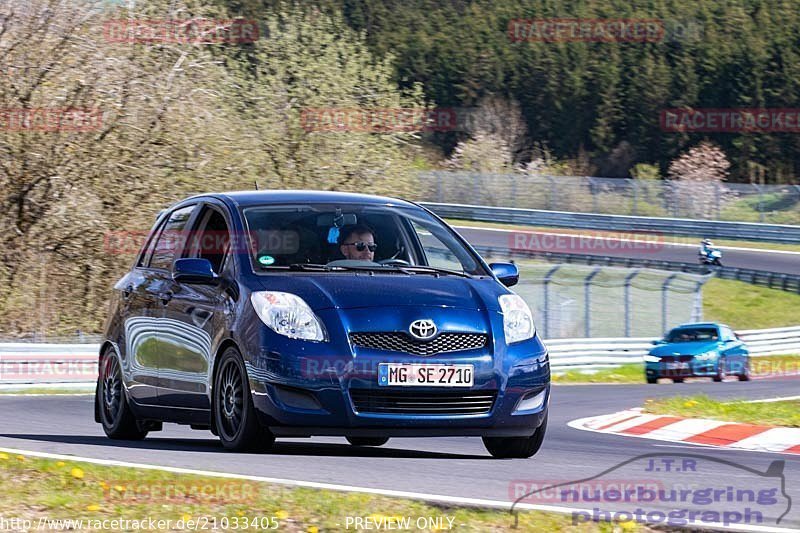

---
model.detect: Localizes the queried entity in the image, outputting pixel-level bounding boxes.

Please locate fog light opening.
[514,389,546,413]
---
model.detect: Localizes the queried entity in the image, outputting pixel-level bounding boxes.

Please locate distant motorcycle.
[699,246,722,266]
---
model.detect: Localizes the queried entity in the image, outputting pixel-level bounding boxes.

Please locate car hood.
[254,273,503,311]
[650,341,720,357]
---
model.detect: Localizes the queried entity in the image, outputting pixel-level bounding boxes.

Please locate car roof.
[191,190,418,208]
[674,322,726,329]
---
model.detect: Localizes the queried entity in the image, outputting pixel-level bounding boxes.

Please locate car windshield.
[665,327,719,343]
[241,204,488,276]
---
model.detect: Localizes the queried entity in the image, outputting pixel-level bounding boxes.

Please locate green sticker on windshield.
[258,255,275,266]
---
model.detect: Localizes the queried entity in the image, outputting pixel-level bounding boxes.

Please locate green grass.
[446,218,800,252]
[552,364,646,384]
[552,355,800,385]
[0,454,653,532]
[703,278,800,329]
[643,394,800,427]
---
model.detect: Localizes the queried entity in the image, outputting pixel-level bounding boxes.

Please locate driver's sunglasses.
[343,241,377,252]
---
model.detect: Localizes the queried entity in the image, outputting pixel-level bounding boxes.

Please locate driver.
[700,238,714,253]
[339,224,377,261]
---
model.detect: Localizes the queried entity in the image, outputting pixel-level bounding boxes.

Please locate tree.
[667,141,732,219]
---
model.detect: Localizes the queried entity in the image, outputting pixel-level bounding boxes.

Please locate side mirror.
[489,262,519,287]
[173,258,219,285]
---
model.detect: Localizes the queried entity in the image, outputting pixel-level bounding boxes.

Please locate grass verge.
[643,394,800,427]
[0,453,653,532]
[702,278,800,329]
[552,355,800,385]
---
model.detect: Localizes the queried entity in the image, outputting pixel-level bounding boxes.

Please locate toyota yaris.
[95,191,550,458]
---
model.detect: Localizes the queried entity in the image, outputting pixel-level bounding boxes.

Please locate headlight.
[643,355,661,363]
[694,351,716,361]
[499,294,535,344]
[250,291,326,341]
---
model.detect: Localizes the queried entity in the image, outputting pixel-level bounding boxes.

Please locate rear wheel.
[98,351,147,440]
[214,347,275,452]
[672,377,684,383]
[483,416,547,459]
[646,376,658,384]
[738,359,751,381]
[346,437,389,447]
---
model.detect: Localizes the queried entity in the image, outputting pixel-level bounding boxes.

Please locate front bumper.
[645,359,720,378]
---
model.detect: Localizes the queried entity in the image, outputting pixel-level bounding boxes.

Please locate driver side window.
[183,206,230,274]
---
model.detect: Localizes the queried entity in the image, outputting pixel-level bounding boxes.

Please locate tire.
[713,357,727,382]
[646,376,658,384]
[483,416,547,459]
[213,347,275,452]
[672,377,684,383]
[346,437,389,447]
[98,351,148,440]
[738,359,751,381]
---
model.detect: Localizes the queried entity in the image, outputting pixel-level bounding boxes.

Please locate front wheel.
[483,416,547,459]
[98,352,147,440]
[738,359,751,381]
[213,347,275,452]
[713,357,727,382]
[646,376,658,384]
[346,437,389,447]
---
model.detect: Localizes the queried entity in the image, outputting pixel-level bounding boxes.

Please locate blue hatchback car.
[644,322,750,383]
[95,191,550,458]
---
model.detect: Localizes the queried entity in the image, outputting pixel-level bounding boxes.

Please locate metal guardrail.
[472,245,800,294]
[422,202,800,244]
[547,326,800,371]
[1,327,798,385]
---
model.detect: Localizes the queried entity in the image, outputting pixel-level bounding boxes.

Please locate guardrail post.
[543,265,561,338]
[629,179,638,216]
[584,268,602,337]
[691,280,704,322]
[661,273,679,333]
[547,175,556,211]
[624,269,640,337]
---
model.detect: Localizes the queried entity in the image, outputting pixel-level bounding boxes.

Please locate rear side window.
[148,205,196,270]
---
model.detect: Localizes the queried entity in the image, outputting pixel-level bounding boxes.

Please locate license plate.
[378,363,474,387]
[666,362,689,370]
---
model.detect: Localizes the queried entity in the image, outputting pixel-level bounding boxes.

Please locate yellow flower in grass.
[70,467,85,479]
[307,527,319,533]
[98,481,109,490]
[0,453,8,460]
[684,400,698,408]
[86,504,100,512]
[236,511,245,517]
[181,514,192,522]
[275,510,289,520]
[15,455,25,462]
[113,485,125,493]
[56,461,66,467]
[619,518,637,531]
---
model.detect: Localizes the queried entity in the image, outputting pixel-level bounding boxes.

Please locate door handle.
[159,291,173,306]
[122,285,133,300]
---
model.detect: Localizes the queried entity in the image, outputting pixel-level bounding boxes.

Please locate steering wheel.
[378,258,411,266]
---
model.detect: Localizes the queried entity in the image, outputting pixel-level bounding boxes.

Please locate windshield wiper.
[386,265,472,278]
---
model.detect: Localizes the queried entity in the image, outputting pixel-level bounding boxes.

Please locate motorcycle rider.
[700,238,714,255]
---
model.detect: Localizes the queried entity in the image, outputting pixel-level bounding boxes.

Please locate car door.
[118,215,172,406]
[157,203,234,410]
[130,203,198,405]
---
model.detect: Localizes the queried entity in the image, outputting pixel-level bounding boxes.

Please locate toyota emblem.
[409,319,437,340]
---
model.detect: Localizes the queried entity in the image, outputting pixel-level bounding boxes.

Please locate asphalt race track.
[1,379,798,531]
[454,225,800,275]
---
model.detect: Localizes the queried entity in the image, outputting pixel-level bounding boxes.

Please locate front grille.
[660,355,694,362]
[350,389,496,415]
[349,332,487,356]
